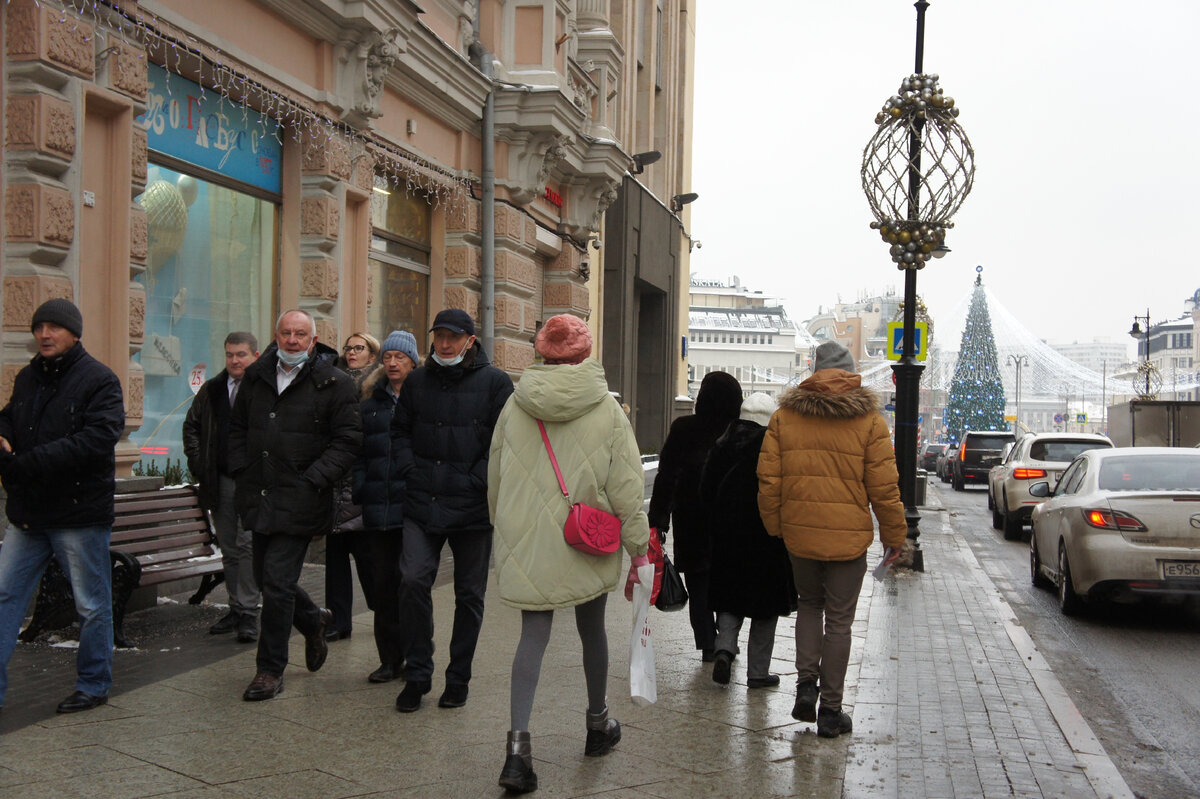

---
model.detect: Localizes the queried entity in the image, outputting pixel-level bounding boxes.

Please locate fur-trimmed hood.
[778,369,880,419]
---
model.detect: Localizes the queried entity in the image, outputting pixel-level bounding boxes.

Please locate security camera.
[694,240,702,249]
[590,238,602,250]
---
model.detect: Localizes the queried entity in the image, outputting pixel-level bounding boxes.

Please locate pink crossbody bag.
[537,419,621,555]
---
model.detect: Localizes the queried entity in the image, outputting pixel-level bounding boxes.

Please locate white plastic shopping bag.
[629,563,657,706]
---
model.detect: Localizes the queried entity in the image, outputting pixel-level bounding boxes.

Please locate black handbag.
[655,532,688,612]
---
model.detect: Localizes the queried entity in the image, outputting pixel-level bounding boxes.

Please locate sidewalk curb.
[941,513,1136,799]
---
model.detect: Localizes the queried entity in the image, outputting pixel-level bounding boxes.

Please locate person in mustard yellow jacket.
[488,314,650,794]
[757,341,906,739]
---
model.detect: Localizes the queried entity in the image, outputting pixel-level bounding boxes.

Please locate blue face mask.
[277,348,309,368]
[432,339,470,368]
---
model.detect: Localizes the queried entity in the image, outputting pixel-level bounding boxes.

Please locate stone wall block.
[544,281,572,308]
[446,197,479,234]
[5,184,74,247]
[524,217,537,246]
[550,244,577,273]
[129,286,145,342]
[132,127,148,183]
[443,286,478,320]
[493,338,534,374]
[301,259,335,299]
[129,205,148,263]
[126,372,144,425]
[5,95,37,149]
[315,318,337,348]
[108,39,147,100]
[444,246,479,279]
[3,274,73,331]
[300,196,339,238]
[497,251,537,292]
[10,7,99,79]
[0,364,21,407]
[301,131,352,180]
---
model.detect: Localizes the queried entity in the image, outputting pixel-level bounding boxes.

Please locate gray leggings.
[510,594,609,731]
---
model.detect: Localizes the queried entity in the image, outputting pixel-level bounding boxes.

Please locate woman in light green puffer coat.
[487,315,649,794]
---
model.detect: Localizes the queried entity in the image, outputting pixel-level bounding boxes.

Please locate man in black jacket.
[229,310,361,701]
[391,309,513,712]
[183,331,260,642]
[0,299,125,714]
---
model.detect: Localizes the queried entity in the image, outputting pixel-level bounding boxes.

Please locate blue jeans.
[0,524,114,706]
[398,519,492,685]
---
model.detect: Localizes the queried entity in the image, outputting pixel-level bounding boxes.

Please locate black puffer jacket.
[229,342,362,537]
[354,368,405,532]
[391,342,513,534]
[700,420,797,619]
[0,343,125,529]
[182,369,234,511]
[648,371,742,572]
[331,362,381,534]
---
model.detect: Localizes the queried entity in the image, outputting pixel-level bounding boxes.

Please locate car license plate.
[1161,561,1200,578]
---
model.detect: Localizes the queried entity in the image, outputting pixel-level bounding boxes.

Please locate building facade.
[686,276,798,399]
[1,0,696,472]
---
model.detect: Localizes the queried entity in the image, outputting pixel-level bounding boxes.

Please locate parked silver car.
[989,432,1112,541]
[1029,447,1200,615]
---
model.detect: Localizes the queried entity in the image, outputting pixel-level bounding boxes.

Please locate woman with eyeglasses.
[325,332,382,641]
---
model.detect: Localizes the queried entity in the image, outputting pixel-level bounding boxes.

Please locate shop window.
[131,165,277,471]
[370,175,432,350]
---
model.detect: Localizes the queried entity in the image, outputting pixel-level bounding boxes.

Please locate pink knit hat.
[535,314,593,364]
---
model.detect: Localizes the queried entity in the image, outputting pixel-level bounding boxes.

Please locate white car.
[989,433,1112,541]
[1029,447,1200,615]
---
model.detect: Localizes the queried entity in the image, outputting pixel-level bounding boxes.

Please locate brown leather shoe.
[305,608,333,672]
[242,672,283,701]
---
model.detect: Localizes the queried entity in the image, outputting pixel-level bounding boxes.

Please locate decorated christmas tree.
[945,274,1006,442]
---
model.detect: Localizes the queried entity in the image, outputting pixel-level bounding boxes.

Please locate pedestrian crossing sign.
[886,321,928,362]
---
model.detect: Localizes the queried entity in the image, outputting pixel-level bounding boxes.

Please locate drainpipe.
[471,3,496,354]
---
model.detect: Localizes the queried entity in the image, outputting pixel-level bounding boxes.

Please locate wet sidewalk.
[0,503,1135,798]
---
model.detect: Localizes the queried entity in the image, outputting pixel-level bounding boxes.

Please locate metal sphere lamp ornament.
[862,71,975,269]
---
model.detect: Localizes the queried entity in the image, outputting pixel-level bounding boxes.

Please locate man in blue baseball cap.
[391,308,513,712]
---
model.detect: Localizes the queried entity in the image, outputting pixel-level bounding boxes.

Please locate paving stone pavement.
[0,501,1135,798]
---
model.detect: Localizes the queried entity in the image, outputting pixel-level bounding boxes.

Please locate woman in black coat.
[648,370,742,661]
[700,392,796,688]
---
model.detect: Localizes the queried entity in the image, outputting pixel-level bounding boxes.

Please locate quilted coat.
[757,369,907,561]
[488,359,650,611]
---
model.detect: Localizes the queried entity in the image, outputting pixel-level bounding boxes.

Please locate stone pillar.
[5,1,149,474]
[298,129,353,344]
[578,0,610,30]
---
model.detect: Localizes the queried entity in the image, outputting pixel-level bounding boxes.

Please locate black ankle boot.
[498,731,537,793]
[584,706,621,756]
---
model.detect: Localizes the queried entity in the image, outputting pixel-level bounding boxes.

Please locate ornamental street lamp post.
[1128,310,1161,400]
[1008,354,1029,434]
[862,0,975,571]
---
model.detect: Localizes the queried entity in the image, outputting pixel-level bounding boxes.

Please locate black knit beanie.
[31,298,83,338]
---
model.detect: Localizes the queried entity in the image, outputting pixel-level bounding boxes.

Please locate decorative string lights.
[28,0,470,208]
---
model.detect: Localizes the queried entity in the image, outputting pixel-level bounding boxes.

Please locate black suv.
[919,443,946,472]
[951,430,1015,491]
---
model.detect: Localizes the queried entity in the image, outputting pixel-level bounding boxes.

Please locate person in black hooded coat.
[700,392,796,688]
[647,370,742,660]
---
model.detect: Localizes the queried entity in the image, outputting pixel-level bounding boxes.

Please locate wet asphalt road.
[931,479,1200,799]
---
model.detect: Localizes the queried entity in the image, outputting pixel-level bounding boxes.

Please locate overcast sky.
[688,0,1199,358]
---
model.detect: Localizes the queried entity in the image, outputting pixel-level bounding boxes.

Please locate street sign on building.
[1076,413,1088,424]
[886,321,928,362]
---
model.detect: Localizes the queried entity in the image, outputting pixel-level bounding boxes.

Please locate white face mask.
[277,348,309,368]
[432,339,470,368]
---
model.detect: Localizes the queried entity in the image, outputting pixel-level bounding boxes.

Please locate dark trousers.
[366,529,405,668]
[398,518,492,685]
[682,567,717,652]
[325,532,374,635]
[252,532,322,676]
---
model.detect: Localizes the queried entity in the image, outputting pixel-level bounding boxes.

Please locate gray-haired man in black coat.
[229,309,361,701]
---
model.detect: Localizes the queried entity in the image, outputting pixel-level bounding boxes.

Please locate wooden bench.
[17,485,225,647]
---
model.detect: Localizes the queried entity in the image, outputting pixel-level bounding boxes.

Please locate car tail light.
[1082,508,1148,532]
[960,446,967,461]
[1012,468,1047,479]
